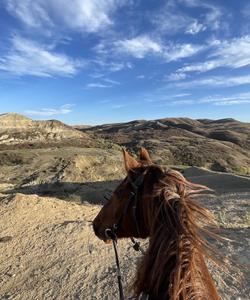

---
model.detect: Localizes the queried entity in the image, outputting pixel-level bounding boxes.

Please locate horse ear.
[122,149,139,172]
[139,147,152,163]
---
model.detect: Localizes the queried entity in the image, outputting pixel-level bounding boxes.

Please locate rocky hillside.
[0,147,124,204]
[79,117,250,174]
[0,113,95,149]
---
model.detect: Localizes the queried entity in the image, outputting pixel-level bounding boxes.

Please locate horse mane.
[133,167,221,300]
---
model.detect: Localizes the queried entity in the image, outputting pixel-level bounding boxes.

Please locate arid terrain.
[79,117,250,175]
[0,113,249,300]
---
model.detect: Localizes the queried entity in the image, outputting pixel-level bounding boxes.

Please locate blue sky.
[0,0,250,125]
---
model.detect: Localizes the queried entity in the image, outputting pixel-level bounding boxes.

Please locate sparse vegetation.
[80,117,250,176]
[0,113,249,299]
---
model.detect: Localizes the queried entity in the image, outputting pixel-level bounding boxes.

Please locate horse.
[93,148,221,300]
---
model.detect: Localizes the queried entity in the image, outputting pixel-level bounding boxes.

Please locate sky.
[0,0,250,125]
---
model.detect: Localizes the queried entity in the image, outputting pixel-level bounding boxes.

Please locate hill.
[78,117,250,175]
[0,113,95,149]
[0,114,249,299]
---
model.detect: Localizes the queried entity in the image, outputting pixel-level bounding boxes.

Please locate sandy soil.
[0,168,249,300]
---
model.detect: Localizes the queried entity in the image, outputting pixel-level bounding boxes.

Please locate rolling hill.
[78,117,250,174]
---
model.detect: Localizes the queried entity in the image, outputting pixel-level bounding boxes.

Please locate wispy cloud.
[164,43,204,61]
[96,35,204,62]
[179,0,223,30]
[114,36,162,59]
[148,91,250,107]
[171,93,191,98]
[152,10,195,35]
[198,92,250,106]
[93,57,133,73]
[153,9,206,36]
[5,0,126,33]
[85,83,112,89]
[167,72,187,81]
[169,75,250,88]
[25,104,74,116]
[185,20,206,35]
[178,35,250,74]
[5,0,51,28]
[85,77,120,89]
[152,0,222,36]
[102,78,120,85]
[111,104,127,109]
[170,99,195,105]
[0,35,83,77]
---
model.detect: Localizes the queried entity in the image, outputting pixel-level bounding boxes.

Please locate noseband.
[105,170,148,300]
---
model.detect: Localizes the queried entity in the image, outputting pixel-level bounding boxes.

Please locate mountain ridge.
[77,116,250,174]
[0,113,249,174]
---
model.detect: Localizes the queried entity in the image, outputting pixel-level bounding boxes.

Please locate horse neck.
[134,192,221,300]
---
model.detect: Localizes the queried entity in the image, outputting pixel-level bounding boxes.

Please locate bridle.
[104,170,148,300]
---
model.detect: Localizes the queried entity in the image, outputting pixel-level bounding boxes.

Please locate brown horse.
[93,148,221,300]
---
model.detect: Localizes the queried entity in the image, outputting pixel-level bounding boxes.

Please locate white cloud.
[109,62,133,72]
[96,35,204,62]
[152,11,194,35]
[198,92,250,105]
[85,83,112,89]
[111,104,126,109]
[102,78,120,85]
[114,36,162,59]
[25,104,74,116]
[0,35,83,77]
[214,100,250,106]
[178,35,250,74]
[5,0,125,33]
[179,0,222,30]
[89,73,104,79]
[167,72,187,81]
[171,75,250,88]
[164,43,204,61]
[151,91,250,107]
[171,93,191,98]
[171,99,194,105]
[185,20,206,35]
[144,92,191,104]
[93,57,133,72]
[152,0,222,36]
[85,77,120,89]
[5,0,51,28]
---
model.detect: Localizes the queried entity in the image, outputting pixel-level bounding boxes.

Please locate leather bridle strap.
[113,170,147,237]
[105,228,124,300]
[105,171,147,300]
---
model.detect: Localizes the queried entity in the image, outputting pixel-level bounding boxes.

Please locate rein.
[105,171,147,300]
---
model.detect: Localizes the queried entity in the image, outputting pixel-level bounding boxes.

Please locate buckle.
[105,228,117,240]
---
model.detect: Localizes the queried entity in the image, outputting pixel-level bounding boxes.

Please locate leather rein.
[104,171,148,300]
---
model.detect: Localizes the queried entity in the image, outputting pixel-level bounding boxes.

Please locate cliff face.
[0,113,33,130]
